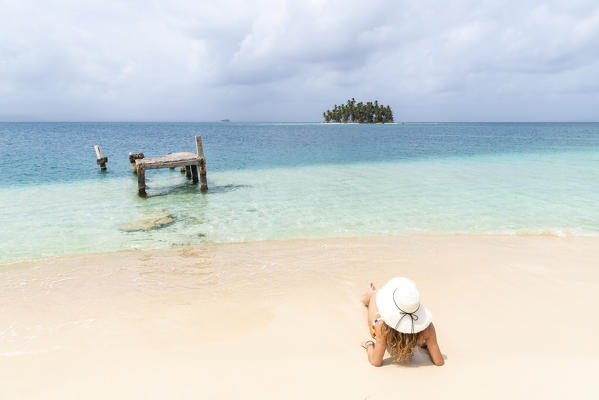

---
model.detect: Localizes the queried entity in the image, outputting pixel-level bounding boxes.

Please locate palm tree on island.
[322,98,394,123]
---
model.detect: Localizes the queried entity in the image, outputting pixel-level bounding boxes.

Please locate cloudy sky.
[1,0,598,122]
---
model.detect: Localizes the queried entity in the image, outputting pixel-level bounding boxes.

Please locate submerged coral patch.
[120,211,175,232]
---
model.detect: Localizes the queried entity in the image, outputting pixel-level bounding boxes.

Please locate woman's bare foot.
[361,282,377,306]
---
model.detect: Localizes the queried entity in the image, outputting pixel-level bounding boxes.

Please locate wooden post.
[137,165,146,197]
[195,136,205,159]
[199,160,207,192]
[195,136,208,192]
[95,145,108,170]
[191,165,198,183]
[185,165,191,179]
[128,153,144,173]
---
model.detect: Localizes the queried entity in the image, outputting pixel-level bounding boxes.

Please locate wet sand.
[1,235,598,399]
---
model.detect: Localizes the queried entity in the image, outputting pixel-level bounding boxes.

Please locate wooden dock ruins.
[135,135,208,196]
[93,136,208,196]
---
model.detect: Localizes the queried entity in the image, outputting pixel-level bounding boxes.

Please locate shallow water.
[1,122,598,263]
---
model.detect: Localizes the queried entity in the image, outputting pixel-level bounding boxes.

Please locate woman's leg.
[361,282,376,306]
[362,283,379,329]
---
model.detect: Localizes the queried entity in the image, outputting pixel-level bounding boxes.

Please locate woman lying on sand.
[361,277,444,367]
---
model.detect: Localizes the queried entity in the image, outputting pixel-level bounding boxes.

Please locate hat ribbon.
[392,288,420,334]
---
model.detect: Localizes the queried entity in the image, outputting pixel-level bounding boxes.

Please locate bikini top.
[371,312,381,339]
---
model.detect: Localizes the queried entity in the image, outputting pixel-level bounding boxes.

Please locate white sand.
[1,235,598,399]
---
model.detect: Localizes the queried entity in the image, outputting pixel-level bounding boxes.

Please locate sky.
[1,0,599,122]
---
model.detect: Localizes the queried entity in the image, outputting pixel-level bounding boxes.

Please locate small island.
[322,98,394,123]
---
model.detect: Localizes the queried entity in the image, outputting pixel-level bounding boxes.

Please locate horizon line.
[1,120,598,124]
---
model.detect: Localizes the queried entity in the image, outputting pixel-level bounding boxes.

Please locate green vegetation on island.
[322,98,394,123]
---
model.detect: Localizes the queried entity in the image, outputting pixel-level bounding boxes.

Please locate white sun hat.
[376,277,432,334]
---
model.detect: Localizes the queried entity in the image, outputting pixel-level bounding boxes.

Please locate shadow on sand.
[381,348,448,368]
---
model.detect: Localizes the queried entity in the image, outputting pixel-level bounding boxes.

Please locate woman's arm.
[365,338,387,367]
[422,322,444,366]
[365,321,386,367]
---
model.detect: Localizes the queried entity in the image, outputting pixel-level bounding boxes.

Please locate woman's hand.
[361,340,375,350]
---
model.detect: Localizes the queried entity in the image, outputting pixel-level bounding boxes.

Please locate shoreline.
[0,230,599,271]
[2,234,598,398]
[4,231,598,267]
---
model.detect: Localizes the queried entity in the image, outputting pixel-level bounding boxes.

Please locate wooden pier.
[135,136,208,196]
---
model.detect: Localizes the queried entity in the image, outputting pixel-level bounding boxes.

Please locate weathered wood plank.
[135,152,201,170]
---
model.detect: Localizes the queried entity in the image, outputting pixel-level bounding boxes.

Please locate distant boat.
[220,119,230,122]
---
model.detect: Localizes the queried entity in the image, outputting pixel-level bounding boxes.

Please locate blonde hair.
[381,323,421,362]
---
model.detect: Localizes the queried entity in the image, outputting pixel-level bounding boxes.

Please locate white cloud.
[0,0,598,121]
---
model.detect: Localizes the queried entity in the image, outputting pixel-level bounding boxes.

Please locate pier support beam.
[185,165,192,179]
[137,166,146,197]
[199,159,208,192]
[191,165,199,183]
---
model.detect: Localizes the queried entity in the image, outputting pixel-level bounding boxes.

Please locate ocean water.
[1,122,598,263]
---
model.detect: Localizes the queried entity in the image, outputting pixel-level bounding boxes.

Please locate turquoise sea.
[1,122,598,263]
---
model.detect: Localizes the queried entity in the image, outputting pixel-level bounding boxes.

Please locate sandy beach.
[1,235,598,399]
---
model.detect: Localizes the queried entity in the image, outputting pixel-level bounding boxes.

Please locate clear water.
[1,122,598,263]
